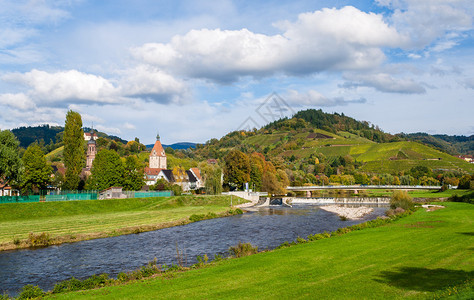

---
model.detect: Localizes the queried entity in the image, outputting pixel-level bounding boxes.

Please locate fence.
[45,190,99,202]
[0,189,172,204]
[0,195,40,204]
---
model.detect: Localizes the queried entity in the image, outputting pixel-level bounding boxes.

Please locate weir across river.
[287,185,441,196]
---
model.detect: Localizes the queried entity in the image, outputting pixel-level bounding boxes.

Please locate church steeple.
[156,132,160,141]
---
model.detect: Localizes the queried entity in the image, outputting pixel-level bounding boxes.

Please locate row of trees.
[0,130,53,193]
[223,150,289,194]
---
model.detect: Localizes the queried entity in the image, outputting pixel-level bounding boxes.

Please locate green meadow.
[0,195,240,250]
[47,202,473,299]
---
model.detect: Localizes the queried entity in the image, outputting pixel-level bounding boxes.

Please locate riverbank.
[0,195,245,251]
[46,202,474,299]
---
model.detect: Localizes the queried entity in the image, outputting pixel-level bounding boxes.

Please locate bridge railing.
[287,185,441,190]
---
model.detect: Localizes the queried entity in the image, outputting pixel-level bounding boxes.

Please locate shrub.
[0,293,10,300]
[275,241,290,249]
[339,215,348,221]
[52,277,82,293]
[17,285,44,299]
[189,214,204,222]
[390,190,414,211]
[307,231,332,241]
[28,232,52,247]
[449,191,474,204]
[229,242,258,257]
[296,236,307,244]
[13,237,20,246]
[214,253,223,262]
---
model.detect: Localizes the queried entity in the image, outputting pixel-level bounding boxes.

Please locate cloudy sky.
[0,0,473,144]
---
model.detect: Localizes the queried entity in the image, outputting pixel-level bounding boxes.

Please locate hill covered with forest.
[191,109,474,178]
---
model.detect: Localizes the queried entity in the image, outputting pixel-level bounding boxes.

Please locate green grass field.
[47,202,473,299]
[0,195,240,250]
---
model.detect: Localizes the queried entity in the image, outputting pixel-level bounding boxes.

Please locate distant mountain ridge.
[146,142,197,150]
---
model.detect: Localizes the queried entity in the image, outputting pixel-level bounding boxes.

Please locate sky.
[0,0,473,144]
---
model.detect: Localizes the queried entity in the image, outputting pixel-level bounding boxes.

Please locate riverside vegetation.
[0,195,245,251]
[4,200,472,299]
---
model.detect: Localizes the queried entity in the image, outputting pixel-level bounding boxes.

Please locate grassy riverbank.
[0,195,243,250]
[47,202,473,299]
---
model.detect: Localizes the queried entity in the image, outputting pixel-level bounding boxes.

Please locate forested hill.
[264,109,473,155]
[398,133,474,156]
[11,125,63,148]
[11,125,128,149]
[265,109,395,143]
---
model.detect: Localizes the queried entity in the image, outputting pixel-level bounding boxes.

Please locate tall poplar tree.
[63,110,85,190]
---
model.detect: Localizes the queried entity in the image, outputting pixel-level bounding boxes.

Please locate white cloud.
[285,89,366,107]
[123,122,136,130]
[3,69,120,105]
[119,65,189,104]
[131,6,407,82]
[342,73,426,94]
[377,0,473,50]
[0,93,35,110]
[463,77,474,89]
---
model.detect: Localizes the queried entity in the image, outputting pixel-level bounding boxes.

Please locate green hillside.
[192,110,474,176]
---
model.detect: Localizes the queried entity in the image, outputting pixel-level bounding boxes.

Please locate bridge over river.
[287,185,441,196]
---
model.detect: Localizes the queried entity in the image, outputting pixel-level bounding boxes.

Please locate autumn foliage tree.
[224,150,250,189]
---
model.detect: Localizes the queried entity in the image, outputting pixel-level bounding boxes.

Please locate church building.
[144,133,203,191]
[149,134,167,169]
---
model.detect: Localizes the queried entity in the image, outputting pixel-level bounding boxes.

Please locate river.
[0,203,388,296]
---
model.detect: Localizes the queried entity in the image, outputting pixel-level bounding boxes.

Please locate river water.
[0,204,388,295]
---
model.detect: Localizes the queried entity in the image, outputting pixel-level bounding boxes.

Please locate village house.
[144,134,204,191]
[0,179,18,196]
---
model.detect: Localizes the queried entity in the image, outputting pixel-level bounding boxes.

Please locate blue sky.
[0,0,473,144]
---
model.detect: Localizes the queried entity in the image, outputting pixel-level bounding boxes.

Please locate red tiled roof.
[144,167,163,175]
[190,167,202,181]
[151,140,166,157]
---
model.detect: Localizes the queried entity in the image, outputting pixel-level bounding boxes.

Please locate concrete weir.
[288,197,390,205]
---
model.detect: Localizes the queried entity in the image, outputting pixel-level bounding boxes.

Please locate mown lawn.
[49,202,473,299]
[0,195,238,248]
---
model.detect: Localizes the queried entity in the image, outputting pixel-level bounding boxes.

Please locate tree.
[63,111,85,190]
[86,149,124,190]
[249,153,265,191]
[21,144,52,193]
[223,150,250,189]
[458,175,473,189]
[0,130,22,186]
[122,155,145,190]
[198,161,222,195]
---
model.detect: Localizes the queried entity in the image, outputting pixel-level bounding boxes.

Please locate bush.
[17,285,44,299]
[0,293,10,300]
[229,242,258,257]
[449,191,474,204]
[390,190,414,211]
[189,214,204,222]
[28,232,52,247]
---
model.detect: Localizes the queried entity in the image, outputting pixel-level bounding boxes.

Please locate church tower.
[86,128,97,169]
[149,133,167,169]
